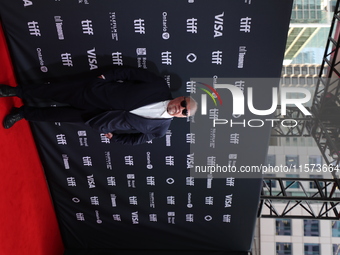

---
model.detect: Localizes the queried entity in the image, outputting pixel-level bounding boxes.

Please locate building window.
[276,242,292,255]
[333,244,340,255]
[308,156,323,189]
[332,221,340,237]
[299,76,306,85]
[307,77,314,85]
[304,243,320,255]
[309,175,323,189]
[304,220,319,236]
[266,155,276,166]
[286,155,299,167]
[264,174,277,188]
[309,155,322,166]
[317,66,321,75]
[276,219,292,235]
[286,66,293,75]
[294,66,300,75]
[286,174,299,188]
[301,66,308,75]
[263,155,277,188]
[292,76,299,85]
[309,66,316,75]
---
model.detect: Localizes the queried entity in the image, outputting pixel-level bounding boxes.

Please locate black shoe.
[3,107,23,129]
[0,85,17,97]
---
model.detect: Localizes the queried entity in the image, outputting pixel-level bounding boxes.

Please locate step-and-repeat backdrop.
[0,1,292,254]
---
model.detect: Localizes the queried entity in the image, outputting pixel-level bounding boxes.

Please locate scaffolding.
[259,0,340,219]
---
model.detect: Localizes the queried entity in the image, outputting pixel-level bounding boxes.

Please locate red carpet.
[0,24,64,254]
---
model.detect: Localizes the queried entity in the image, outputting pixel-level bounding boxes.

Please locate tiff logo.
[100,133,110,143]
[186,81,196,93]
[28,21,41,36]
[146,176,155,186]
[161,51,172,65]
[212,50,222,65]
[81,19,94,35]
[125,155,134,166]
[67,177,76,187]
[186,133,195,144]
[134,18,145,34]
[165,155,175,166]
[56,134,67,145]
[83,156,93,167]
[61,53,73,67]
[240,17,251,33]
[187,18,198,33]
[112,52,123,65]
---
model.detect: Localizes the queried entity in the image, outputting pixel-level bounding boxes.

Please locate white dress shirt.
[130,100,173,119]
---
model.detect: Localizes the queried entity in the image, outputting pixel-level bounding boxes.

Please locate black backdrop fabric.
[0,1,293,254]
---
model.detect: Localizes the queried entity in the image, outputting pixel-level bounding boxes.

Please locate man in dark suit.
[1,67,197,145]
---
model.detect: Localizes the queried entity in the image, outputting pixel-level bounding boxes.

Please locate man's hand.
[105,133,113,139]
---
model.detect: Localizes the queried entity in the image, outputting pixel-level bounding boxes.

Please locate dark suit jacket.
[84,67,173,145]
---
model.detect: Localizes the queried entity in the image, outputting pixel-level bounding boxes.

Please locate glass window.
[303,10,310,19]
[263,155,277,187]
[309,155,322,165]
[286,155,299,167]
[308,67,316,75]
[317,67,321,75]
[333,244,340,255]
[304,243,320,255]
[307,77,314,85]
[310,10,316,19]
[308,156,323,189]
[286,66,293,75]
[266,155,276,166]
[302,0,309,8]
[332,221,340,237]
[292,76,299,85]
[309,175,323,189]
[276,242,292,255]
[294,66,301,75]
[304,220,319,236]
[301,66,308,74]
[299,77,306,85]
[286,174,299,188]
[264,174,277,188]
[276,219,292,235]
[283,76,290,85]
[291,11,297,20]
[292,137,298,146]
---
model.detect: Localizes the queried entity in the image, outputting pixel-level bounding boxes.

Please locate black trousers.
[17,81,104,122]
[21,106,103,122]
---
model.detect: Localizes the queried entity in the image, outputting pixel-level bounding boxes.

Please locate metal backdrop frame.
[260,0,340,219]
